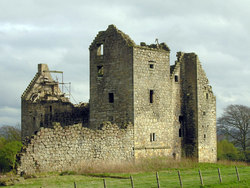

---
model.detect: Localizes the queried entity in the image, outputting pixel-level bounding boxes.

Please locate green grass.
[2,160,249,187]
[3,166,249,187]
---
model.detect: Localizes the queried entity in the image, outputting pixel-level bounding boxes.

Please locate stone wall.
[170,59,183,159]
[21,64,89,140]
[89,25,134,129]
[179,53,199,158]
[133,46,181,160]
[176,52,217,161]
[18,122,134,175]
[196,60,217,162]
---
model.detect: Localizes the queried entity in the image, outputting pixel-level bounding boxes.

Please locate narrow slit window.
[204,134,206,139]
[149,64,154,69]
[150,133,156,142]
[97,44,104,56]
[150,90,154,103]
[109,93,114,103]
[152,133,156,141]
[179,116,183,123]
[179,128,182,137]
[206,93,209,99]
[175,75,179,82]
[97,66,104,77]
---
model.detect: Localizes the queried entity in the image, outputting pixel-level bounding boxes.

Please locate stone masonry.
[19,25,217,174]
[18,122,133,174]
[21,64,89,139]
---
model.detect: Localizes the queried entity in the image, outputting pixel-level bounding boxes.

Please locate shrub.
[0,140,22,173]
[217,140,239,160]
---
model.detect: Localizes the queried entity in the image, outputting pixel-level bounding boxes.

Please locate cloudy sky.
[0,0,250,126]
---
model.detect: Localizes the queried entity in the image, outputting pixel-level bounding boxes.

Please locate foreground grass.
[2,160,250,187]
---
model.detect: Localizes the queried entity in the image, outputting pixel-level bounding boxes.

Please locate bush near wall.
[217,140,239,161]
[217,140,247,161]
[0,137,22,173]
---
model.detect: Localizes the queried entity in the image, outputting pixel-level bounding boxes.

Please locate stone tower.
[89,25,216,162]
[89,25,180,159]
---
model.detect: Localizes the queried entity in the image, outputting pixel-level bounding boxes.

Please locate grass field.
[1,160,250,187]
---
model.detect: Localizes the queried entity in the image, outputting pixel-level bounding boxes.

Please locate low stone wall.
[17,122,134,175]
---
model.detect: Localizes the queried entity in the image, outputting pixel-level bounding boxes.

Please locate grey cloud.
[0,0,250,125]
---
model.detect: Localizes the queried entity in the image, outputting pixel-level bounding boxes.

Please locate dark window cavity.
[150,90,154,103]
[204,134,206,139]
[179,128,182,137]
[175,75,179,82]
[97,66,104,77]
[97,43,104,56]
[108,116,113,121]
[150,133,156,142]
[206,93,209,99]
[179,116,183,123]
[203,111,206,115]
[109,93,114,103]
[149,61,155,70]
[173,153,176,159]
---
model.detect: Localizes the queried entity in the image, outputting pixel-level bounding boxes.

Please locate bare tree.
[217,105,250,155]
[0,124,21,141]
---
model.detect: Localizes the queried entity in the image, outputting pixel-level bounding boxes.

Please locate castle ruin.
[18,25,216,174]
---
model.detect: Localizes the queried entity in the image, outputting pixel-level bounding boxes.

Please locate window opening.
[109,93,114,103]
[150,90,154,103]
[149,64,154,69]
[204,134,206,139]
[49,106,52,113]
[97,44,104,56]
[150,133,156,142]
[108,116,113,121]
[179,128,182,137]
[179,116,183,123]
[97,66,104,77]
[203,111,206,115]
[175,75,179,82]
[173,153,176,159]
[206,93,209,99]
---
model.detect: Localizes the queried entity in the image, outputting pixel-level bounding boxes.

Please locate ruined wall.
[22,100,89,139]
[18,122,134,175]
[21,64,89,140]
[179,53,199,158]
[170,60,182,159]
[20,25,217,168]
[133,45,180,159]
[89,25,134,129]
[196,61,217,162]
[178,52,217,161]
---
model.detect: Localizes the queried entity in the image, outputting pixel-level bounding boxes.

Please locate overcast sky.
[0,0,250,126]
